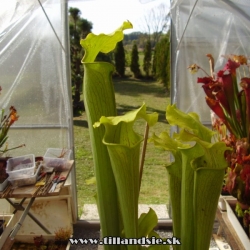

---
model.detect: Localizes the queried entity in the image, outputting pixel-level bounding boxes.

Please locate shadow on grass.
[73,106,167,129]
[113,77,168,98]
[73,119,88,128]
[73,78,168,128]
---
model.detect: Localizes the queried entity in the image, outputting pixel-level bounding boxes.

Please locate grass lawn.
[73,77,170,215]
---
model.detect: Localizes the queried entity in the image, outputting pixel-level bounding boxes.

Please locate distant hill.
[124,32,149,50]
[124,32,165,50]
[124,32,145,43]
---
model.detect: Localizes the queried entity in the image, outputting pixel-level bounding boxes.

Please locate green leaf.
[150,104,230,250]
[178,144,204,250]
[138,208,158,238]
[94,103,158,250]
[149,132,185,243]
[85,176,96,185]
[0,136,8,148]
[175,129,231,170]
[193,164,225,250]
[94,102,158,130]
[149,132,189,155]
[83,62,121,250]
[105,142,141,247]
[81,21,133,63]
[166,104,214,142]
[188,136,229,250]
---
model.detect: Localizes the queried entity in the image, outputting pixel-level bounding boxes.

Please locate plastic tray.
[6,154,35,179]
[43,148,71,171]
[8,164,41,187]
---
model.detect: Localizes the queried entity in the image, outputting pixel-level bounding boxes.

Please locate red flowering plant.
[0,86,25,184]
[0,105,23,153]
[188,54,250,206]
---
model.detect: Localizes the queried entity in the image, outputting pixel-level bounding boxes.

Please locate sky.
[68,0,170,34]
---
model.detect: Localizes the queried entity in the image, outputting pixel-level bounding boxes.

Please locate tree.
[142,3,170,46]
[69,7,81,31]
[130,43,141,78]
[143,40,152,78]
[114,41,125,77]
[153,33,170,91]
[68,7,92,115]
[77,18,93,39]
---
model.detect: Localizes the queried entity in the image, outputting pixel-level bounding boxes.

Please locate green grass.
[73,77,170,215]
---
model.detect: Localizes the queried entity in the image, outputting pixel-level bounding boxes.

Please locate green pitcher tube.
[83,62,121,250]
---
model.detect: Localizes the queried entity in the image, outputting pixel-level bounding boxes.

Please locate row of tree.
[69,7,92,114]
[68,7,170,114]
[116,34,170,90]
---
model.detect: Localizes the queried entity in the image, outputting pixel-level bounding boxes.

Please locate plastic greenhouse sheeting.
[0,0,73,156]
[170,0,250,124]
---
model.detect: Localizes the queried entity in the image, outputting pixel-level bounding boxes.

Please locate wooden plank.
[1,237,15,250]
[11,185,38,197]
[216,207,246,250]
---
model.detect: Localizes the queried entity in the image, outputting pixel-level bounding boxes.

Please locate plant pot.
[54,240,69,250]
[0,219,5,236]
[0,157,10,191]
[225,199,250,249]
[33,235,44,247]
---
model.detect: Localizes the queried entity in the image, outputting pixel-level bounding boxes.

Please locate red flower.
[205,97,225,121]
[191,54,250,205]
[223,59,240,75]
[218,73,235,110]
[240,165,250,198]
[197,76,213,84]
[241,78,250,137]
[198,76,222,101]
[240,165,250,181]
[198,72,235,117]
[225,168,237,193]
[214,88,231,115]
[245,176,250,202]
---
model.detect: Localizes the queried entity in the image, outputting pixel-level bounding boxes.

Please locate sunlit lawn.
[73,77,170,215]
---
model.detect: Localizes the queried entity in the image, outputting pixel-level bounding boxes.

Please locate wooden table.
[216,207,245,250]
[0,160,74,243]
